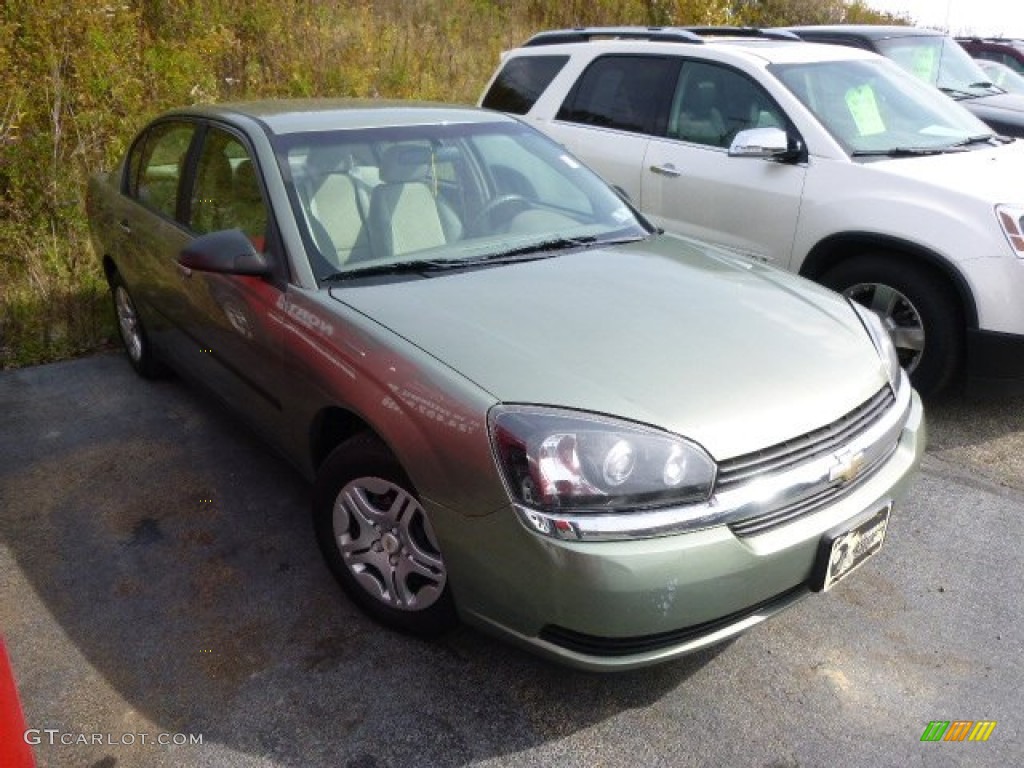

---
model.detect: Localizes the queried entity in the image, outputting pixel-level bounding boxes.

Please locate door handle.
[649,163,682,177]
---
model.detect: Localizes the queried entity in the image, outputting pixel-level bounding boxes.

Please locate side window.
[189,128,269,249]
[667,62,787,148]
[127,122,195,219]
[1001,53,1024,73]
[482,55,568,115]
[556,55,678,134]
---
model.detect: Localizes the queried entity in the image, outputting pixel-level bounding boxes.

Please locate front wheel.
[821,256,962,396]
[313,433,457,637]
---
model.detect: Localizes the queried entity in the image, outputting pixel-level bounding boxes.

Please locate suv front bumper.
[967,328,1024,395]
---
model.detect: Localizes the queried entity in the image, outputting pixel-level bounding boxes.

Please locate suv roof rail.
[681,26,801,41]
[523,27,704,47]
[522,26,801,48]
[957,36,1023,43]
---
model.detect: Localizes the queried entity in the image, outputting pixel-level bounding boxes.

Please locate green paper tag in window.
[911,47,937,82]
[846,85,885,136]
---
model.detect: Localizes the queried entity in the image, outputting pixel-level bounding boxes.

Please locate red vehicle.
[957,37,1024,74]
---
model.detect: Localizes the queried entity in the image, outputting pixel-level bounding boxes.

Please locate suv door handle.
[649,163,682,177]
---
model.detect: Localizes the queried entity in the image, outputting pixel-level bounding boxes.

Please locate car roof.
[164,99,516,135]
[782,25,945,41]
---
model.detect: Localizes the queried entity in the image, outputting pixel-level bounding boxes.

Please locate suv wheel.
[313,433,457,637]
[821,256,962,396]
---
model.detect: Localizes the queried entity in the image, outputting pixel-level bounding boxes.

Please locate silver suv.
[480,27,1024,396]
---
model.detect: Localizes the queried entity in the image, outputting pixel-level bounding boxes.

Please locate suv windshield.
[772,58,992,155]
[273,122,649,282]
[876,35,1003,98]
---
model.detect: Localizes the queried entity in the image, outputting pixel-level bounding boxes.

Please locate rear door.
[541,54,679,203]
[117,119,199,359]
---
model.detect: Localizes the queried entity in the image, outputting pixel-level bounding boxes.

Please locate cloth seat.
[368,145,461,259]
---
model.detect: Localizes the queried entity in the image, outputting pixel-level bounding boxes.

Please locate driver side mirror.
[178,229,271,276]
[728,127,801,160]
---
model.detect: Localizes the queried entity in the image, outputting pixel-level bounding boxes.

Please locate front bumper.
[431,390,925,671]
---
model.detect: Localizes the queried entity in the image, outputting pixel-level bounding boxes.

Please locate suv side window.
[126,121,195,220]
[482,55,568,115]
[189,127,269,249]
[556,55,678,134]
[667,62,787,148]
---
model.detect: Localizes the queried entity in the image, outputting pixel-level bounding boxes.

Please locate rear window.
[555,55,678,134]
[482,55,568,115]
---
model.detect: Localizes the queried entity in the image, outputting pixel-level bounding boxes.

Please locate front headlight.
[488,406,716,518]
[851,300,903,393]
[995,204,1024,257]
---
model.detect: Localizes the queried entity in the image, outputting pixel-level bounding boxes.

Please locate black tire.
[109,271,168,379]
[820,255,963,396]
[313,432,457,637]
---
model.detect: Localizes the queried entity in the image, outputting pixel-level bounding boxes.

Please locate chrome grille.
[720,385,901,537]
[716,386,895,492]
[727,442,896,536]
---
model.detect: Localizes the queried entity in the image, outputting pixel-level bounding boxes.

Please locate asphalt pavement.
[1,353,1021,767]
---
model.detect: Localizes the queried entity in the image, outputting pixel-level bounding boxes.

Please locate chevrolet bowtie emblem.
[829,449,866,485]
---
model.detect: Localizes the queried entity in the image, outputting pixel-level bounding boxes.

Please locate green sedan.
[86,100,924,670]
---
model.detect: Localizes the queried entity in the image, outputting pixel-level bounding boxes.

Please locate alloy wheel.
[332,476,446,612]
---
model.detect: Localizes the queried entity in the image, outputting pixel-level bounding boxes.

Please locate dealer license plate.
[815,503,891,592]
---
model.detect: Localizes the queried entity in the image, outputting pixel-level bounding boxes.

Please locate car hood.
[870,139,1024,202]
[331,236,888,459]
[964,92,1024,136]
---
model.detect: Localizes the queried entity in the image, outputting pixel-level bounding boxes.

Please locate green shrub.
[0,0,903,368]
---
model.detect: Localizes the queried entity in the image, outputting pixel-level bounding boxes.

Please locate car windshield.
[273,121,649,282]
[772,57,993,156]
[978,60,1024,95]
[875,35,1004,98]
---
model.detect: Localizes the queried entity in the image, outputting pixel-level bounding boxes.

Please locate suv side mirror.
[728,127,800,160]
[178,229,271,276]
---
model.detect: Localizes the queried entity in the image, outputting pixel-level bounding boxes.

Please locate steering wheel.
[469,194,532,234]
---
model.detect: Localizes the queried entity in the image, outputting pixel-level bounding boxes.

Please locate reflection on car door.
[641,61,807,265]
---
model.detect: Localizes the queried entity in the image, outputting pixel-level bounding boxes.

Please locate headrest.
[380,144,433,184]
[304,144,351,176]
[233,159,262,203]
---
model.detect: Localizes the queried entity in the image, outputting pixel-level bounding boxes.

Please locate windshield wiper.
[941,82,1003,99]
[320,233,650,281]
[939,86,978,100]
[319,258,469,282]
[851,146,965,158]
[477,233,649,263]
[967,80,1005,94]
[949,134,996,148]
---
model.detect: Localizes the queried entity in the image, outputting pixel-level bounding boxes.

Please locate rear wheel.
[821,255,962,396]
[110,271,167,379]
[313,433,457,637]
